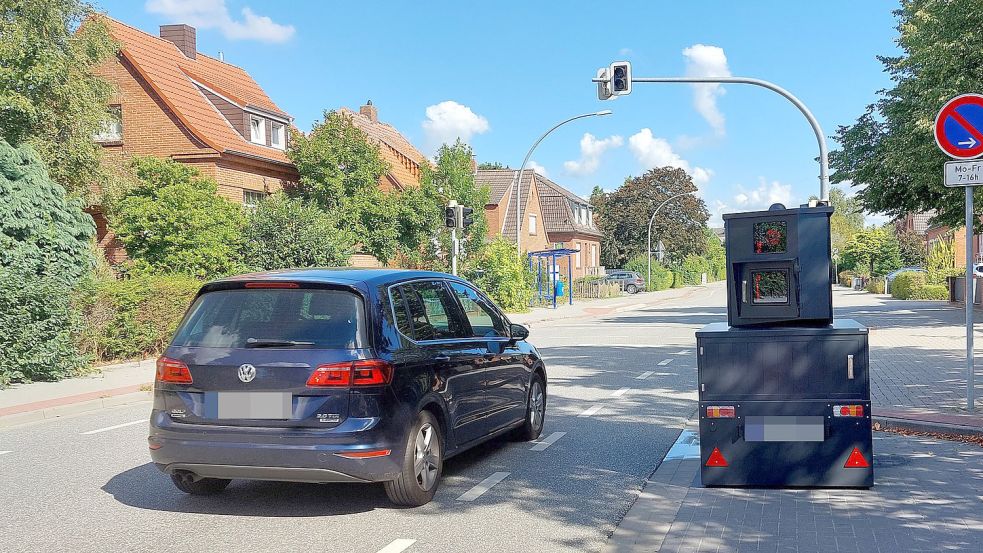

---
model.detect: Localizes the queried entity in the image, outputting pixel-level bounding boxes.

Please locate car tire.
[626,284,638,294]
[169,473,231,495]
[384,410,443,507]
[513,374,546,442]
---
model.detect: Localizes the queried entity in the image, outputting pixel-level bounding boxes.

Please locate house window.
[271,122,285,149]
[575,243,582,268]
[591,244,597,267]
[243,190,266,208]
[94,105,123,143]
[528,214,538,235]
[249,116,266,145]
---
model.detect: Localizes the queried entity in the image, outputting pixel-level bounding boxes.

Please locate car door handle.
[434,355,451,363]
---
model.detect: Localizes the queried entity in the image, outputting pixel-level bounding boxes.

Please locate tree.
[840,227,903,277]
[478,161,509,170]
[0,138,95,284]
[242,193,356,270]
[896,228,927,267]
[466,237,533,312]
[106,157,245,278]
[818,186,865,257]
[592,167,708,269]
[830,0,983,229]
[0,1,117,196]
[925,236,957,284]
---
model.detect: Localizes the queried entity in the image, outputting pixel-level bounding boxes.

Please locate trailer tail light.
[706,405,736,418]
[834,405,864,417]
[156,357,193,384]
[307,360,393,387]
[706,447,728,467]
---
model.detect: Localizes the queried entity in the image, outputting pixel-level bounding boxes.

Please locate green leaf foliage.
[830,0,983,229]
[592,167,708,269]
[896,229,927,267]
[466,237,534,313]
[0,1,117,196]
[890,271,926,300]
[105,157,246,279]
[242,193,356,270]
[0,138,95,285]
[840,227,902,277]
[925,237,959,285]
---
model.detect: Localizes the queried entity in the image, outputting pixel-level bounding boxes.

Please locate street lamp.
[647,191,696,289]
[513,110,613,256]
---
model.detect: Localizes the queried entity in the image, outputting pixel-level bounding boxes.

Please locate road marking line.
[658,359,672,366]
[456,472,510,502]
[578,405,604,417]
[376,539,416,553]
[611,387,631,398]
[530,431,566,451]
[636,371,654,380]
[0,451,11,456]
[675,350,689,355]
[81,419,145,435]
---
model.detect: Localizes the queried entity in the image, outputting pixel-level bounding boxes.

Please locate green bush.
[865,277,885,294]
[891,271,926,300]
[76,273,202,362]
[671,271,684,288]
[624,254,673,291]
[679,254,710,285]
[466,238,534,313]
[838,270,854,287]
[0,265,88,387]
[242,192,356,270]
[911,284,948,300]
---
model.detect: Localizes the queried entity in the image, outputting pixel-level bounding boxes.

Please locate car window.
[392,281,468,341]
[171,289,366,349]
[448,282,508,338]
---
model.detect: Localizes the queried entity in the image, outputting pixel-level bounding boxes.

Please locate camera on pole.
[610,61,632,96]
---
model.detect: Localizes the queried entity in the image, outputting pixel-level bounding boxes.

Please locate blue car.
[149,269,546,506]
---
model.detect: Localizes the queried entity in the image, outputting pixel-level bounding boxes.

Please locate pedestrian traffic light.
[445,206,457,228]
[460,206,474,228]
[610,61,631,96]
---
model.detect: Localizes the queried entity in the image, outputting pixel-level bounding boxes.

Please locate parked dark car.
[603,270,645,294]
[149,269,547,506]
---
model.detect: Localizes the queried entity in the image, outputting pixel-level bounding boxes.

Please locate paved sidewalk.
[510,285,709,327]
[606,427,983,552]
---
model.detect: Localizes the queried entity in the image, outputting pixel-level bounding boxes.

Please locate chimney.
[360,100,378,123]
[160,24,196,59]
[471,155,477,175]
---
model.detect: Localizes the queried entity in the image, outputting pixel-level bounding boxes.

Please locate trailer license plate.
[212,392,291,419]
[745,416,823,442]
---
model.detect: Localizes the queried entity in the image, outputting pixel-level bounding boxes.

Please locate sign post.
[934,93,983,412]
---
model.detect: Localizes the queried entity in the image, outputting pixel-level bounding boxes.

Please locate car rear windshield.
[171,288,367,349]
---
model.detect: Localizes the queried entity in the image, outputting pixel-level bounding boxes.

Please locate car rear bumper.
[148,410,404,483]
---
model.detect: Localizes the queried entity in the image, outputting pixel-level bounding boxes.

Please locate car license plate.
[211,392,292,419]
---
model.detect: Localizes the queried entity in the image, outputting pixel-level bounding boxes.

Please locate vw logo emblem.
[237,364,257,383]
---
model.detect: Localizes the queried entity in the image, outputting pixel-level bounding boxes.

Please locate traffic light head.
[445,206,457,228]
[610,61,632,96]
[461,206,474,228]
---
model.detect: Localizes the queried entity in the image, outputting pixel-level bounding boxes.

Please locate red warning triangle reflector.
[705,447,728,467]
[844,447,870,468]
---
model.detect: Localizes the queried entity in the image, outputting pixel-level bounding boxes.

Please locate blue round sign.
[935,94,983,159]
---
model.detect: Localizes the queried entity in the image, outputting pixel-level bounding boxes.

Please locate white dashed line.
[578,405,604,417]
[0,451,11,456]
[675,350,689,355]
[456,472,510,502]
[81,420,145,435]
[530,431,566,451]
[611,387,631,398]
[658,359,672,366]
[376,539,416,553]
[636,371,654,380]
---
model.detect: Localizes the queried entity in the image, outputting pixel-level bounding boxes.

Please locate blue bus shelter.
[527,248,577,309]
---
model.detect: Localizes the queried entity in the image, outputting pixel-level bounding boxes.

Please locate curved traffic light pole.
[592,75,831,202]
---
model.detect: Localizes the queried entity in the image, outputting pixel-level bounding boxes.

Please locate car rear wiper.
[244,338,315,348]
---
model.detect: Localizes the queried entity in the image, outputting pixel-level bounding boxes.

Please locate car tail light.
[243,282,299,289]
[156,356,193,384]
[706,405,736,418]
[834,404,864,417]
[307,360,393,387]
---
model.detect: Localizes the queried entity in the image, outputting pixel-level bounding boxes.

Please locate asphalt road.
[0,284,725,553]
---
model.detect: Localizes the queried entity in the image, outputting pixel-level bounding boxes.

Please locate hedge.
[838,270,854,287]
[911,284,948,300]
[890,271,925,300]
[865,278,885,294]
[624,254,674,291]
[76,273,203,362]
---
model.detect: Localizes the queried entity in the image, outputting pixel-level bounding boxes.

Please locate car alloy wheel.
[414,422,440,491]
[529,380,545,434]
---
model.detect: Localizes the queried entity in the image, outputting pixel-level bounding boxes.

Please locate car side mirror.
[509,323,530,341]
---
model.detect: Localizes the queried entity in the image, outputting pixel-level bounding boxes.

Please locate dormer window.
[271,121,285,149]
[249,115,265,145]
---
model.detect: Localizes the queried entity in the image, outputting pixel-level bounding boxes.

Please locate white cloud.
[422,101,490,151]
[146,0,295,43]
[682,44,731,136]
[527,160,548,178]
[618,47,633,57]
[627,128,713,190]
[563,133,623,176]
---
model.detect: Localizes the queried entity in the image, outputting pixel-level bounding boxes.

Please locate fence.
[572,280,621,299]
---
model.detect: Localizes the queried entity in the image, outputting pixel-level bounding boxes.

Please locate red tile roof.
[102,16,292,165]
[338,107,426,189]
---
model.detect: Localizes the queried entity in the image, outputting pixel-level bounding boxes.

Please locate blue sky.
[101,1,901,226]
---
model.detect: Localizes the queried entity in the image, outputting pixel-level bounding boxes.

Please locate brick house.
[339,102,426,192]
[90,18,298,261]
[476,169,602,279]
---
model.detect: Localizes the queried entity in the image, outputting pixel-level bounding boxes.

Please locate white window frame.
[94,105,123,142]
[575,243,582,268]
[243,189,266,209]
[528,214,538,235]
[271,121,285,149]
[249,115,266,145]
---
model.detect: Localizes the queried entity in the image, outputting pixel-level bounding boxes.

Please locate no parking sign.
[935,93,983,160]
